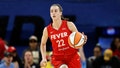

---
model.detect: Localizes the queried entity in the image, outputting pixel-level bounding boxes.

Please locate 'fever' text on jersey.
[50,32,68,40]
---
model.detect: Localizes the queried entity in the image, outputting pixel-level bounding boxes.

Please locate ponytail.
[61,15,69,21]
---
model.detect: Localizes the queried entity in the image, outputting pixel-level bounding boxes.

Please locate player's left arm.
[67,21,87,62]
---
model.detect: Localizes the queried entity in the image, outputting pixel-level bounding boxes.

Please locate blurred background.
[0,0,120,59]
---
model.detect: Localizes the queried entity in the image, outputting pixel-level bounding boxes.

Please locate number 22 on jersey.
[56,39,65,47]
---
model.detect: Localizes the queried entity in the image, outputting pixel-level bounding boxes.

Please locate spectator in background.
[87,44,102,68]
[110,37,120,59]
[23,35,42,66]
[93,49,120,68]
[7,46,22,68]
[0,38,8,61]
[22,50,39,68]
[0,51,15,68]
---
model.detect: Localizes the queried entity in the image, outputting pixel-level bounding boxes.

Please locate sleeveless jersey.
[47,20,78,55]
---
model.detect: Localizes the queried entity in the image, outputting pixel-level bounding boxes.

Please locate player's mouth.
[53,16,56,18]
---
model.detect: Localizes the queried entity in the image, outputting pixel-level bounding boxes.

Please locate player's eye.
[55,9,58,12]
[50,10,53,13]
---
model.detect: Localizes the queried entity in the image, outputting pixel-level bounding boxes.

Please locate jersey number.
[56,39,65,47]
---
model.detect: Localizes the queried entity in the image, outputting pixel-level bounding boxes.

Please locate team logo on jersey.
[50,31,54,34]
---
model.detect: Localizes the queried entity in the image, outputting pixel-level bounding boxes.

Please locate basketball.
[68,32,85,49]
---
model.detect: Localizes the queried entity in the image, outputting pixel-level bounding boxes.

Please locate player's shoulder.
[62,20,73,23]
[66,20,73,23]
[66,21,75,27]
[42,27,48,33]
[67,21,74,25]
[46,23,52,29]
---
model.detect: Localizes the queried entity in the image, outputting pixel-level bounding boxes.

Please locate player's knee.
[59,64,68,68]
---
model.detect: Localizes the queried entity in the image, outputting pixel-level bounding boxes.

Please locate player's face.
[50,6,62,20]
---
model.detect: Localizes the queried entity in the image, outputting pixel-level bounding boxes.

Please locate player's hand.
[40,59,47,68]
[82,32,87,44]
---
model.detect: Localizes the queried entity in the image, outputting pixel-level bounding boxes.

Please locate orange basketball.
[68,32,85,49]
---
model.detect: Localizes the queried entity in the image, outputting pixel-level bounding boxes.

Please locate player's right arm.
[40,27,48,67]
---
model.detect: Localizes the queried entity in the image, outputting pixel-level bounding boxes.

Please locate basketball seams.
[70,32,75,45]
[74,32,81,45]
[75,34,84,47]
[68,32,75,48]
[68,37,74,48]
[73,32,77,48]
[74,32,76,45]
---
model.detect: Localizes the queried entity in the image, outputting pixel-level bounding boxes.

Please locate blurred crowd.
[0,36,120,68]
[87,37,120,68]
[0,36,41,68]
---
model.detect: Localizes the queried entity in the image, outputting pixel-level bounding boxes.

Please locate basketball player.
[40,4,87,68]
